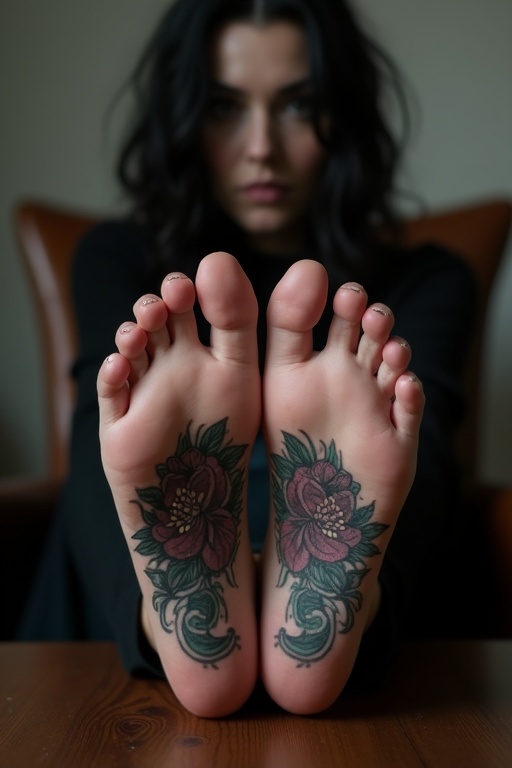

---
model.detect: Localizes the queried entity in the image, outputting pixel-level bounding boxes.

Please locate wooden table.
[1,641,511,767]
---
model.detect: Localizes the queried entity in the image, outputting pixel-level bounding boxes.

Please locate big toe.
[195,251,259,365]
[266,259,328,365]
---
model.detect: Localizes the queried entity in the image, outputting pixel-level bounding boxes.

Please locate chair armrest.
[0,475,61,518]
[0,475,61,639]
[487,487,512,635]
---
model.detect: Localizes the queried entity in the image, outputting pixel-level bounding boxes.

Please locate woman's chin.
[241,218,302,255]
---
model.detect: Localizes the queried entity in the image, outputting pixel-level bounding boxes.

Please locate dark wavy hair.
[117,0,409,278]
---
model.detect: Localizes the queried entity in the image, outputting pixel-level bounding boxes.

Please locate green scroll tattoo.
[130,418,246,667]
[271,431,388,666]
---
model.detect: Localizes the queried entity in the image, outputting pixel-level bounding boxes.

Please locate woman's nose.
[245,109,275,161]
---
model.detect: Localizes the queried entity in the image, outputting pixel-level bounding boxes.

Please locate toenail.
[141,297,159,306]
[372,306,391,317]
[120,324,133,334]
[343,283,364,293]
[106,355,113,363]
[392,336,409,348]
[166,273,190,282]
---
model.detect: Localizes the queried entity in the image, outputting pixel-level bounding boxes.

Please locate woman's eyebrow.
[278,79,312,95]
[209,78,311,96]
[209,81,244,97]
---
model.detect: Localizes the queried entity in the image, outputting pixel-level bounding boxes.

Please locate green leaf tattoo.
[131,418,246,667]
[271,430,388,666]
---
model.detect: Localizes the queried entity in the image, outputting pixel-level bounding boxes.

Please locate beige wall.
[1,0,511,481]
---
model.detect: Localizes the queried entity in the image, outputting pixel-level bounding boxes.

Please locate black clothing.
[19,219,477,689]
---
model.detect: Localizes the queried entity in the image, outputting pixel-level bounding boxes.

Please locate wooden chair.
[14,202,99,483]
[401,199,512,486]
[401,200,512,637]
[2,196,512,638]
[0,201,98,639]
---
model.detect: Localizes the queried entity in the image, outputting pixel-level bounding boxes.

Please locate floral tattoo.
[271,431,388,665]
[130,418,246,667]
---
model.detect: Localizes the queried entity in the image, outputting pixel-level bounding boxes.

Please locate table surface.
[1,641,511,768]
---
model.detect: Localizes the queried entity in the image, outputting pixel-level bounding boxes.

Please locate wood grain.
[1,641,511,767]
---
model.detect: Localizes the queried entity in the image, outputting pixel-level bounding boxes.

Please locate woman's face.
[201,20,326,255]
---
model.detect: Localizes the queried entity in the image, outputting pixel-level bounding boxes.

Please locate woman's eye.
[206,97,240,121]
[282,97,314,120]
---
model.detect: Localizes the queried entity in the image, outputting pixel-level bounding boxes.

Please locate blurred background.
[1,0,511,482]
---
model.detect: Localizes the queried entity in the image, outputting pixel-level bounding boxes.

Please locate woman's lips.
[241,183,287,203]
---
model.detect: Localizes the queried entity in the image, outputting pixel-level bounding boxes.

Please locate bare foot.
[97,252,260,717]
[260,260,424,714]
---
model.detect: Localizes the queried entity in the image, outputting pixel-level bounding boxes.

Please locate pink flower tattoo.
[130,419,246,666]
[152,448,237,572]
[271,431,388,664]
[281,461,362,573]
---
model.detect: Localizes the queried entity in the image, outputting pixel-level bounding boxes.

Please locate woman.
[21,0,476,717]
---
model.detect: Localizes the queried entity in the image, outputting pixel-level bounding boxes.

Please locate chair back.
[402,198,512,487]
[14,201,98,481]
[402,198,511,297]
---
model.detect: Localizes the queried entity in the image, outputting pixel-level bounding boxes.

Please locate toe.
[132,294,168,332]
[196,252,259,365]
[376,337,412,398]
[116,322,146,356]
[97,353,131,426]
[115,322,150,384]
[356,303,395,373]
[391,372,425,439]
[266,260,328,365]
[132,294,171,358]
[160,272,199,346]
[327,282,368,353]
